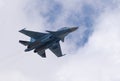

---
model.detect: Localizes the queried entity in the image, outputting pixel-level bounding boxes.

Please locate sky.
[0,0,120,81]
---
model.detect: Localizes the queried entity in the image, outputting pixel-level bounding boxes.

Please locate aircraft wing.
[49,42,63,57]
[19,28,47,39]
[37,50,46,58]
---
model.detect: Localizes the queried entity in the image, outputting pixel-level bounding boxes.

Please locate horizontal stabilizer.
[19,40,30,46]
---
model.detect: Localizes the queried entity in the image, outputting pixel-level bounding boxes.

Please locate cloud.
[55,7,120,81]
[0,0,120,81]
[0,70,40,81]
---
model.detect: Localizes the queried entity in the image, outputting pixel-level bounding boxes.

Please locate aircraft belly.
[34,38,59,53]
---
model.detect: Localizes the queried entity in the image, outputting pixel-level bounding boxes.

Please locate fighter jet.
[19,27,78,58]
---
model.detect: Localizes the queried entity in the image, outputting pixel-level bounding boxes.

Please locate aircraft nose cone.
[70,27,79,32]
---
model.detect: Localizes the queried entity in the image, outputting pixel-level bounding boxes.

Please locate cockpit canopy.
[58,27,69,31]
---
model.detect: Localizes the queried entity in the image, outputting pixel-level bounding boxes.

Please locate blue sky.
[0,0,120,81]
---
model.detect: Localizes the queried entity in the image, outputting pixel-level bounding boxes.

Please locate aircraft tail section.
[19,40,30,46]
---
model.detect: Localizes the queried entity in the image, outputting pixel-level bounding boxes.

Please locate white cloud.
[0,0,120,81]
[0,70,39,81]
[55,7,120,81]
